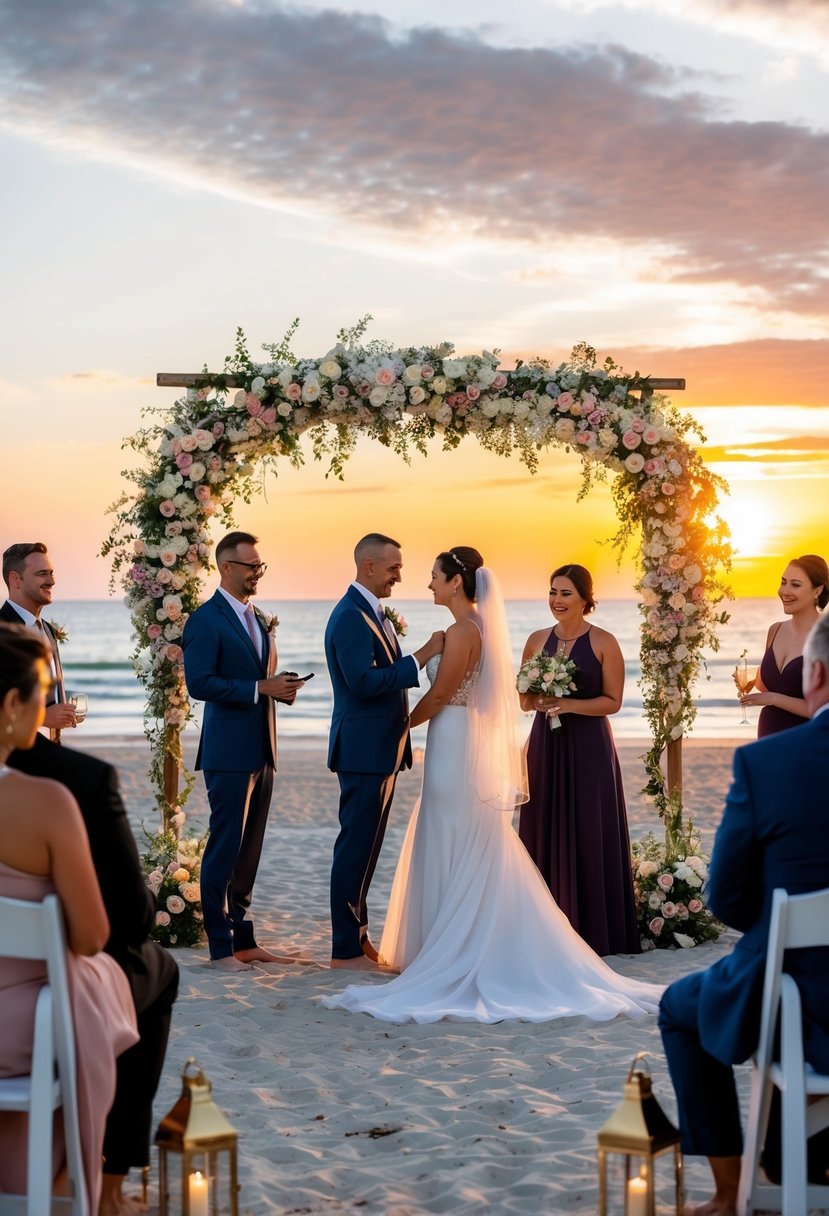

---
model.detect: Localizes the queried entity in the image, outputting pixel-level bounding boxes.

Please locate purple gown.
[758,641,806,738]
[518,628,640,955]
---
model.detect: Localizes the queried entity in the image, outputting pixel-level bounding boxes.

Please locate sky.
[1,0,827,603]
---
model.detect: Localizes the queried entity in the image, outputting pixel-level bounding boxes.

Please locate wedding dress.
[323,569,663,1024]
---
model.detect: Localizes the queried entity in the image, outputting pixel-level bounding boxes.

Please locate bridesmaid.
[739,553,828,737]
[517,564,639,956]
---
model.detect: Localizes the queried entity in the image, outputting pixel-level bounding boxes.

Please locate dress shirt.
[350,583,398,648]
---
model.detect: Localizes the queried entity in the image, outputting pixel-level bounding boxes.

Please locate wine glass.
[734,659,757,725]
[67,692,88,724]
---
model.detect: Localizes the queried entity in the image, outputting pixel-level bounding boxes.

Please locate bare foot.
[684,1201,736,1216]
[235,946,299,964]
[330,956,399,973]
[99,1174,148,1216]
[360,935,380,962]
[211,956,254,972]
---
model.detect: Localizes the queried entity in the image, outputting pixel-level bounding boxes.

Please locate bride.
[323,546,663,1023]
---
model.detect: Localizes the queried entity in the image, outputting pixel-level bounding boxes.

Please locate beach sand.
[76,734,746,1214]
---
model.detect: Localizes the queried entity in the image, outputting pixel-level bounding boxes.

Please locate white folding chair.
[738,886,829,1216]
[0,893,88,1216]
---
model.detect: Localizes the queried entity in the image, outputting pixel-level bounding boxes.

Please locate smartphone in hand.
[285,672,315,682]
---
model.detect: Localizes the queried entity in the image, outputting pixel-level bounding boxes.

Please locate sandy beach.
[77,734,746,1214]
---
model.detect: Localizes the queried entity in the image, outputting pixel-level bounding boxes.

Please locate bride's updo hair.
[436,547,484,601]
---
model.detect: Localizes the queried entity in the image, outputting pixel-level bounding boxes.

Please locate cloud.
[46,369,155,393]
[1,1,829,318]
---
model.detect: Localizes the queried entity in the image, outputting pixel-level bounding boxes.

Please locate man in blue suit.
[183,531,306,972]
[659,610,829,1216]
[326,533,444,971]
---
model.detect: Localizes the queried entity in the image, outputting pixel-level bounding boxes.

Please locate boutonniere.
[383,606,408,637]
[47,620,69,644]
[256,610,279,633]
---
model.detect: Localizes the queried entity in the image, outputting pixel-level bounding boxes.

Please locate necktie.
[244,605,259,654]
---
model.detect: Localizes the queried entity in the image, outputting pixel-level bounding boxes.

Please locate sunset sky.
[1,0,827,603]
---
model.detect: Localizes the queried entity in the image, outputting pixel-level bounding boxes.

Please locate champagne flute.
[67,692,88,724]
[734,659,757,725]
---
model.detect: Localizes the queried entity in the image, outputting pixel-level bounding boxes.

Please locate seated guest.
[659,611,829,1216]
[0,623,138,1212]
[8,729,180,1215]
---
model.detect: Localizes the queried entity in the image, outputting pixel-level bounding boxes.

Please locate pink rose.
[556,392,574,410]
[492,372,508,390]
[661,901,677,918]
[421,364,435,379]
[649,917,665,936]
[375,367,395,386]
[164,644,184,663]
[213,421,225,437]
[588,409,604,426]
[246,394,262,416]
[147,624,163,640]
[622,430,641,450]
[631,418,645,434]
[176,452,193,473]
[194,484,212,503]
[643,459,658,475]
[661,482,676,495]
[688,899,703,914]
[668,554,685,571]
[658,873,674,890]
[333,384,350,399]
[261,407,276,424]
[691,586,705,602]
[159,500,176,518]
[465,385,481,401]
[155,911,171,927]
[643,426,660,445]
[576,431,592,445]
[286,383,302,401]
[170,439,182,457]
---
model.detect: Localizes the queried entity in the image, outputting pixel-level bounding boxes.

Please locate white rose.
[277,367,295,388]
[476,365,497,388]
[402,363,422,384]
[319,359,342,380]
[277,401,293,417]
[301,381,321,402]
[369,386,388,407]
[513,400,531,421]
[431,376,448,394]
[554,418,576,443]
[624,452,645,473]
[482,399,500,418]
[188,461,206,482]
[408,386,426,406]
[442,359,467,379]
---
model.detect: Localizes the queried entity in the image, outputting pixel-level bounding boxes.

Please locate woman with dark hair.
[0,623,137,1212]
[324,550,661,1023]
[738,553,828,737]
[518,564,639,956]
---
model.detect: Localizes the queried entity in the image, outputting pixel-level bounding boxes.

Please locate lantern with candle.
[597,1053,683,1215]
[155,1057,240,1215]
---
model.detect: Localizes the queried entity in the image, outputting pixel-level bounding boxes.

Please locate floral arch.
[104,322,732,854]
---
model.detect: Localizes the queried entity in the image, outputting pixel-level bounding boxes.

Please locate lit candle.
[188,1170,208,1216]
[627,1170,649,1216]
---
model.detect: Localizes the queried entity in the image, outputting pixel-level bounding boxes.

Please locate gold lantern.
[155,1058,240,1216]
[597,1053,683,1216]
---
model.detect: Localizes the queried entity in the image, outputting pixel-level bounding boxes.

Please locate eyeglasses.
[226,560,268,573]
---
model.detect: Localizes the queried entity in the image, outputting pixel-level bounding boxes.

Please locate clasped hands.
[533,694,563,718]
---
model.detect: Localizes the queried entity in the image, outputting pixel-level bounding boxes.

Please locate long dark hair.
[436,547,484,601]
[0,623,51,703]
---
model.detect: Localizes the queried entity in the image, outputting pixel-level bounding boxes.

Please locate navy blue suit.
[183,591,277,960]
[325,586,421,958]
[659,711,829,1159]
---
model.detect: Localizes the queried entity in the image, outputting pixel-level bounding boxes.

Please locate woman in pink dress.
[738,554,828,737]
[0,624,137,1212]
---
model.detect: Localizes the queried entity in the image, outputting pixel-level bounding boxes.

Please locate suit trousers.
[102,942,179,1174]
[202,766,274,959]
[659,972,744,1158]
[331,770,398,959]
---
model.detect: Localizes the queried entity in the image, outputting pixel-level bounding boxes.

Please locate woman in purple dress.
[517,564,639,956]
[739,554,828,737]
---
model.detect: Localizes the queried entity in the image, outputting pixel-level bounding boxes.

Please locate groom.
[325,533,443,971]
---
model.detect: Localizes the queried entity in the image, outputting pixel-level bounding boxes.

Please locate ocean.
[47,595,780,743]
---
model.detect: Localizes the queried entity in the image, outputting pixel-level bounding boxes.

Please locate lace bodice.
[425,654,479,707]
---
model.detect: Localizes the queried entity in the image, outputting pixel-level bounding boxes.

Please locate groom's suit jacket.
[0,599,66,706]
[696,709,829,1070]
[325,585,420,775]
[183,591,276,773]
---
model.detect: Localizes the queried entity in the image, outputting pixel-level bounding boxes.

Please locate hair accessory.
[450,552,466,570]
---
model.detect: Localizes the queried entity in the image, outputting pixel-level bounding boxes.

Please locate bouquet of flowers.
[516,650,578,730]
[631,832,722,949]
[142,828,207,948]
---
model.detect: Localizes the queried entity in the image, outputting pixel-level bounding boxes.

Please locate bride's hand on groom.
[413,630,445,668]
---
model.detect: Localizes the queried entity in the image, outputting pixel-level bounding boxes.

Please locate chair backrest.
[0,893,85,1212]
[756,887,829,1069]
